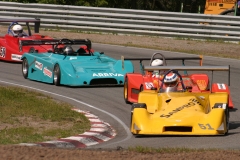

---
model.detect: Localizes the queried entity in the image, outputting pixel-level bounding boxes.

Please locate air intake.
[90,78,118,85]
[164,126,192,132]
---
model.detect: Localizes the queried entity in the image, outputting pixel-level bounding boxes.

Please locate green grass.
[0,86,91,144]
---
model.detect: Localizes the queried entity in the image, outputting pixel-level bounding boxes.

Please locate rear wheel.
[53,64,61,86]
[22,58,29,79]
[124,78,131,104]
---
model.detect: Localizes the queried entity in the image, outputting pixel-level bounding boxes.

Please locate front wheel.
[224,107,230,135]
[130,105,134,135]
[22,58,29,79]
[53,64,61,86]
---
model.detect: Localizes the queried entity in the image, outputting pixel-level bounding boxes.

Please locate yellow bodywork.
[130,90,229,135]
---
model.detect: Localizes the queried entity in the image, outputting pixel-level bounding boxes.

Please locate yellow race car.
[130,66,231,136]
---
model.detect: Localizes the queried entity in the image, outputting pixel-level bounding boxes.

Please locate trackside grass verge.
[0,86,91,144]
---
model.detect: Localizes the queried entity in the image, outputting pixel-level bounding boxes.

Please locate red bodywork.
[0,19,95,62]
[125,72,234,108]
[0,35,95,62]
[0,34,53,62]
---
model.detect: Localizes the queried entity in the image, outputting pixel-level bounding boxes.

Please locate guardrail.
[0,1,240,41]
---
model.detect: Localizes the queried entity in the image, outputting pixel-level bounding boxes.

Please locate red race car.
[123,52,234,108]
[0,19,94,62]
[0,18,54,62]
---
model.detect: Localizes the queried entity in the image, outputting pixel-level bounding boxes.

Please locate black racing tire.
[124,78,131,104]
[130,105,134,134]
[53,64,61,86]
[224,106,230,135]
[140,85,144,92]
[130,105,137,136]
[22,58,29,79]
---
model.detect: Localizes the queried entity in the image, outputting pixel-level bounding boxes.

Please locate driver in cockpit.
[163,73,179,92]
[151,59,164,78]
[63,45,75,55]
[12,24,28,37]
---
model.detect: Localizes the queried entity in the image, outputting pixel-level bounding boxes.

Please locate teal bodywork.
[21,51,134,86]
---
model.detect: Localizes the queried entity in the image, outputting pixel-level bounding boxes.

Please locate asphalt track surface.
[0,43,240,149]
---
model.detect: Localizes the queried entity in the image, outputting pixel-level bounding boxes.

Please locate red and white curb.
[19,109,116,148]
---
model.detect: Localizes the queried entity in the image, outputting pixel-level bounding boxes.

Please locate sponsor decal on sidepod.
[35,61,43,70]
[217,83,226,90]
[43,67,52,78]
[0,47,6,58]
[11,54,22,61]
[145,82,154,89]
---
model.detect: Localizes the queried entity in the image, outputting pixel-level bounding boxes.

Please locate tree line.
[5,0,207,13]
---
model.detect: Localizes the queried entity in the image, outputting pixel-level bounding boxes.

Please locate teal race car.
[21,38,134,86]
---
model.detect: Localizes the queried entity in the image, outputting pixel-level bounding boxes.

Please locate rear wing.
[144,65,230,86]
[19,39,92,52]
[0,18,40,23]
[144,65,229,71]
[0,18,40,35]
[124,55,203,66]
[122,54,203,75]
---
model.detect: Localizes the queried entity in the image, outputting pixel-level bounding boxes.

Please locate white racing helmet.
[12,24,23,37]
[151,59,163,78]
[151,59,163,66]
[163,73,178,92]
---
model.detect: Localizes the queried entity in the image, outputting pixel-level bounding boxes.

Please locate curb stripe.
[36,140,83,148]
[19,109,116,148]
[55,139,87,148]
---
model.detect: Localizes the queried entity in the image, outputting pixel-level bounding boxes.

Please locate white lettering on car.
[93,73,124,77]
[160,98,200,118]
[70,57,77,60]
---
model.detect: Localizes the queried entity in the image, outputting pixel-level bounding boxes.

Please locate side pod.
[211,83,233,108]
